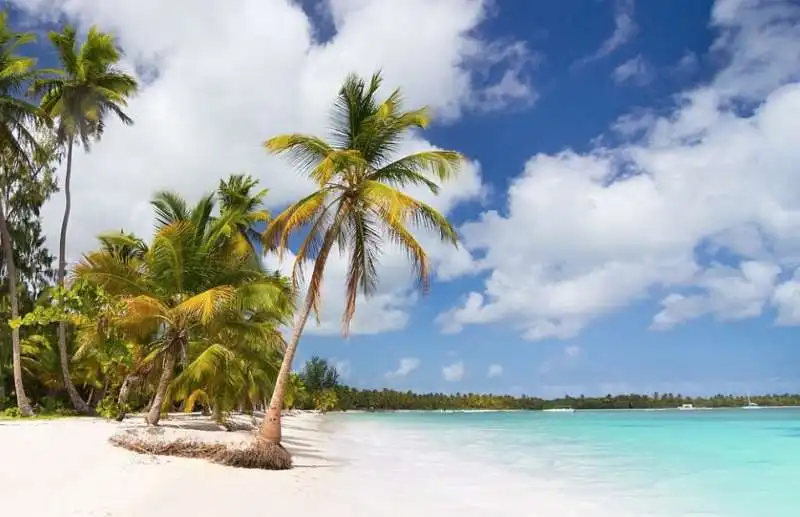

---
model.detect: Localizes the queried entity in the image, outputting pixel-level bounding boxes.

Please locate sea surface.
[332,408,800,516]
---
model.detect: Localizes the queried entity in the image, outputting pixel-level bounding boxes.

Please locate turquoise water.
[346,408,800,516]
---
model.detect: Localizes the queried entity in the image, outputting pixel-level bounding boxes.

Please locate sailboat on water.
[742,393,760,409]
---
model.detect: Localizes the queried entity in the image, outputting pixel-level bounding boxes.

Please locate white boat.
[543,407,575,413]
[678,403,695,410]
[742,394,760,409]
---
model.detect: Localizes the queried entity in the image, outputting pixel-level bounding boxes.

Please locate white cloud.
[612,55,653,85]
[576,0,637,65]
[442,361,465,382]
[564,345,581,358]
[385,357,420,379]
[333,360,352,379]
[9,0,532,331]
[652,261,780,329]
[438,0,800,340]
[487,363,503,378]
[772,270,800,325]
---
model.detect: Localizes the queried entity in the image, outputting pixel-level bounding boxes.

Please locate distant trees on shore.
[283,358,800,411]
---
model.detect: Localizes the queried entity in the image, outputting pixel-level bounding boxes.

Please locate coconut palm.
[217,174,271,258]
[0,13,49,416]
[74,190,293,425]
[170,329,284,423]
[259,71,463,443]
[33,25,138,413]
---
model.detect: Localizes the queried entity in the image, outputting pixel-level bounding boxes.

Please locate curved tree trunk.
[259,296,314,443]
[115,373,140,421]
[146,347,178,425]
[0,198,34,416]
[56,140,92,415]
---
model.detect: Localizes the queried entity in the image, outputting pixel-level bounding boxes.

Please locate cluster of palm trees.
[1,13,138,417]
[1,12,464,446]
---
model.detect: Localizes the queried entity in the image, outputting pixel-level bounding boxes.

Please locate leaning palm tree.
[0,13,48,416]
[259,72,463,443]
[74,190,293,425]
[33,25,138,413]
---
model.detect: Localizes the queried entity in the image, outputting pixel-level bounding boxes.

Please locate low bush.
[1,407,22,418]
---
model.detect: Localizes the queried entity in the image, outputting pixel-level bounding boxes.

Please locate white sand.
[1,413,659,517]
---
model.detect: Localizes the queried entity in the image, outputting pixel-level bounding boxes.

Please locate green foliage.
[95,395,120,419]
[299,356,340,393]
[9,279,117,329]
[2,406,21,418]
[72,182,293,423]
[313,389,338,413]
[284,373,308,410]
[264,71,463,334]
[34,24,138,147]
[330,387,800,411]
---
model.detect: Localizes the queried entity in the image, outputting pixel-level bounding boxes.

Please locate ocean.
[330,408,800,517]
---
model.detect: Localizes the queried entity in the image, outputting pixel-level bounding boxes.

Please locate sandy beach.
[1,412,640,517]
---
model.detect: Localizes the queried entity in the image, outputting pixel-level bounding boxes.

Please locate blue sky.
[11,0,800,397]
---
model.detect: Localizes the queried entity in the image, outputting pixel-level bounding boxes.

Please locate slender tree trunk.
[56,140,91,415]
[115,373,140,421]
[146,347,178,425]
[0,198,34,417]
[212,399,223,424]
[259,296,314,443]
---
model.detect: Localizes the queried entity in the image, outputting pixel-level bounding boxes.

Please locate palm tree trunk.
[259,296,314,443]
[212,399,223,424]
[146,347,178,425]
[0,198,34,417]
[115,373,140,421]
[56,140,92,415]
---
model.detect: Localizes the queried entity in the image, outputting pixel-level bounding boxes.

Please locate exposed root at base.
[109,435,293,470]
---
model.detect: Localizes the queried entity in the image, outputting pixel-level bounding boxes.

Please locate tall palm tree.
[74,190,293,425]
[33,25,138,413]
[0,12,48,416]
[258,72,463,443]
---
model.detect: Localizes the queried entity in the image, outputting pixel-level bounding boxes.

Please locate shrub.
[96,396,121,419]
[38,396,65,413]
[1,407,22,418]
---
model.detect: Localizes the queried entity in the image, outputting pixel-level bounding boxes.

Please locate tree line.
[0,10,464,448]
[284,357,800,412]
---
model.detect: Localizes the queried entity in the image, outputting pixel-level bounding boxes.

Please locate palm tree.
[74,190,293,425]
[170,330,284,423]
[259,72,463,442]
[33,25,138,413]
[0,13,48,417]
[217,174,271,258]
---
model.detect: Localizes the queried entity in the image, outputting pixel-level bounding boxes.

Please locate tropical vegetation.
[0,9,467,437]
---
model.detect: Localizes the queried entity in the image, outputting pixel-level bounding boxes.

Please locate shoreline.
[1,410,708,516]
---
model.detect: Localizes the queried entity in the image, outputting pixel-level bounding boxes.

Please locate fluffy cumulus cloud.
[442,361,465,382]
[10,0,532,335]
[439,0,800,340]
[385,357,420,379]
